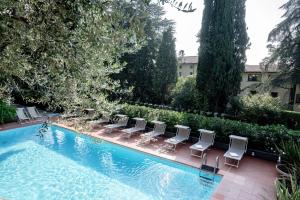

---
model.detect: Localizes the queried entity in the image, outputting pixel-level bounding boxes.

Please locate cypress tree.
[196,0,249,112]
[154,27,178,104]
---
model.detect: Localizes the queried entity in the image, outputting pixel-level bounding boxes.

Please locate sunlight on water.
[0,125,221,200]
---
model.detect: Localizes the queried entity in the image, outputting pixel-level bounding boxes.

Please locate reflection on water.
[74,136,89,157]
[55,130,65,145]
[43,128,55,145]
[0,125,222,200]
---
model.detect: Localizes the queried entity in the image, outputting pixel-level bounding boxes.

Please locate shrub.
[122,104,295,153]
[281,111,300,130]
[0,100,16,124]
[226,96,243,116]
[276,140,300,199]
[170,76,208,112]
[241,93,283,125]
[278,140,300,182]
[276,175,300,200]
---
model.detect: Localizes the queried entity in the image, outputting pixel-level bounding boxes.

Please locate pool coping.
[52,123,224,175]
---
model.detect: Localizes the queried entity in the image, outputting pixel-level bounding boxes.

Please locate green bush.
[226,96,243,116]
[277,141,300,199]
[0,100,16,124]
[170,76,208,112]
[241,93,283,125]
[276,175,300,200]
[122,104,295,153]
[278,140,300,181]
[281,110,300,130]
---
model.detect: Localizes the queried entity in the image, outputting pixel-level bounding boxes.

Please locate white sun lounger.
[140,120,166,144]
[224,135,248,168]
[104,114,128,134]
[89,116,110,127]
[122,117,147,138]
[27,107,43,119]
[165,125,191,151]
[16,108,30,122]
[190,129,215,158]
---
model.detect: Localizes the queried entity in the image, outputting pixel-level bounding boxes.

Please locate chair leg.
[224,157,240,168]
[105,128,112,134]
[190,149,204,158]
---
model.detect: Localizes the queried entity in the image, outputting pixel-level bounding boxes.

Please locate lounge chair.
[27,107,43,119]
[103,114,128,134]
[164,125,191,151]
[122,117,147,138]
[89,116,110,127]
[190,129,215,158]
[61,108,82,119]
[16,108,30,122]
[140,120,166,144]
[224,135,248,168]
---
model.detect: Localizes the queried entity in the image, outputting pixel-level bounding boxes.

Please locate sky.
[163,0,287,65]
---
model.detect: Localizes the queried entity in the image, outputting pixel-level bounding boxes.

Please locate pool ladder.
[198,153,219,182]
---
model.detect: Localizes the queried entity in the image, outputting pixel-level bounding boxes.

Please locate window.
[190,65,193,69]
[179,65,182,69]
[190,72,193,75]
[296,94,300,104]
[179,72,182,77]
[250,90,257,95]
[271,92,278,98]
[248,74,262,82]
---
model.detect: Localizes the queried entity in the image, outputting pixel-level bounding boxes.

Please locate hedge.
[123,100,300,130]
[281,110,300,130]
[121,104,297,153]
[0,100,16,124]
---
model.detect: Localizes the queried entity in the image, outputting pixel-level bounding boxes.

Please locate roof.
[178,56,278,72]
[178,56,198,64]
[245,65,278,73]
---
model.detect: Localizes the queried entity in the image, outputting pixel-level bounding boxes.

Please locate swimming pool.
[0,124,221,200]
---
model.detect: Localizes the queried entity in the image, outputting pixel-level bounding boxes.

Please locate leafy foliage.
[276,175,300,200]
[122,104,295,153]
[278,140,300,182]
[264,0,300,85]
[281,110,300,130]
[171,76,208,111]
[159,0,196,12]
[276,140,300,199]
[0,0,149,113]
[0,100,16,124]
[226,96,243,116]
[112,4,175,104]
[196,0,249,112]
[241,94,283,125]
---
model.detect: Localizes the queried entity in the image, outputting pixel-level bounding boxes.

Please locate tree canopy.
[264,0,300,86]
[0,0,148,113]
[111,4,175,104]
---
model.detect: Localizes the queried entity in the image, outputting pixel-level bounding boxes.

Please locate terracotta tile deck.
[0,121,277,200]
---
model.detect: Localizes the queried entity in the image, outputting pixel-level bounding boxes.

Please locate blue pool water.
[0,124,221,200]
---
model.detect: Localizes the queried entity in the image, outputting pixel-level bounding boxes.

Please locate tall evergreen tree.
[196,0,249,112]
[264,0,300,86]
[153,27,177,104]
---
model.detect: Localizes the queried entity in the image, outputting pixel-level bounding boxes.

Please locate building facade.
[178,56,300,112]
